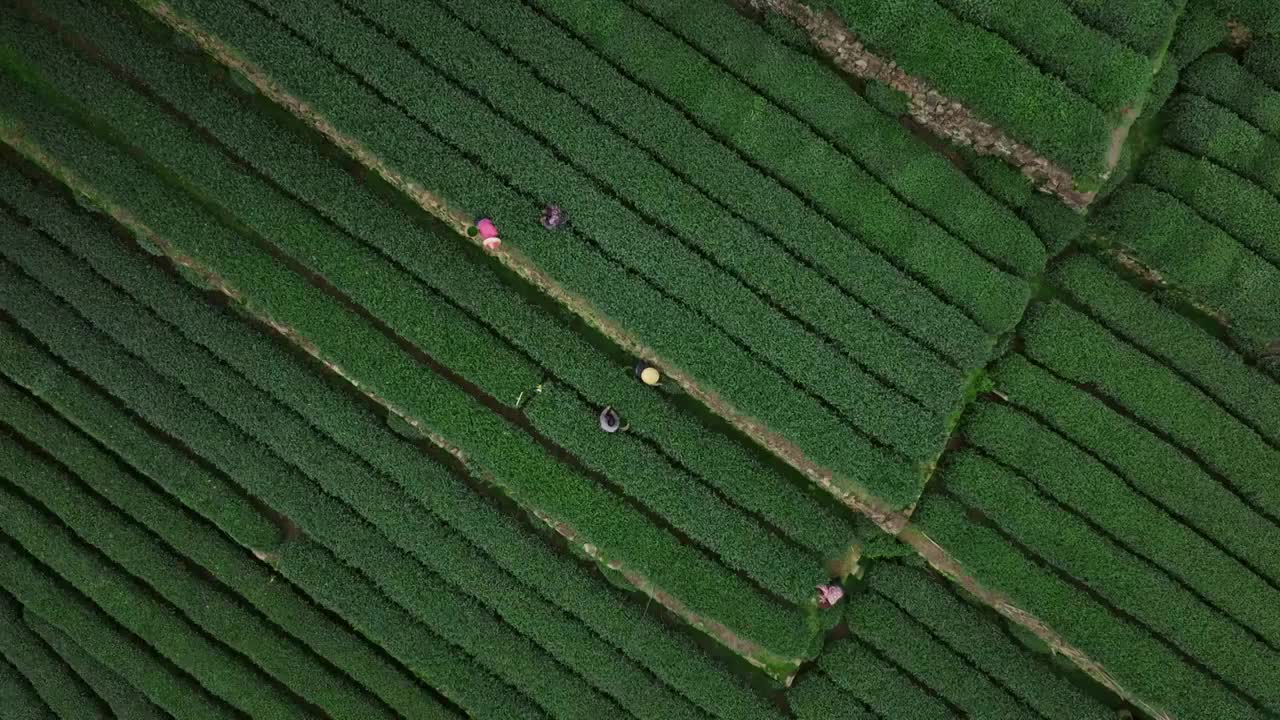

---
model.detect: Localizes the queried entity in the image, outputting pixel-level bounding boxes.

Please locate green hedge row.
[787,674,876,720]
[4,6,825,619]
[0,537,239,719]
[1140,146,1280,267]
[987,354,1280,586]
[1050,255,1280,449]
[0,434,391,720]
[526,383,825,605]
[865,563,1112,719]
[814,0,1112,177]
[424,0,985,400]
[931,0,1153,111]
[0,264,583,719]
[0,62,823,658]
[0,379,454,720]
[1245,36,1280,90]
[0,591,108,719]
[155,0,925,508]
[1184,53,1280,140]
[814,636,952,720]
[1059,0,1180,56]
[0,477,313,719]
[0,9,541,408]
[959,156,1086,257]
[626,0,1043,282]
[590,0,1044,284]
[1,225,738,720]
[963,391,1280,645]
[252,0,949,465]
[24,612,171,720]
[375,5,980,420]
[55,0,856,562]
[912,493,1263,720]
[1095,182,1280,352]
[846,586,1031,718]
[0,159,465,720]
[1163,93,1280,202]
[0,107,783,720]
[1021,299,1280,517]
[526,0,1041,309]
[0,653,52,720]
[942,449,1280,713]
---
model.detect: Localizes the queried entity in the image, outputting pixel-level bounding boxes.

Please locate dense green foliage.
[2,1,1279,718]
[1096,183,1280,352]
[0,591,109,719]
[147,0,945,508]
[1060,0,1182,56]
[817,0,1116,177]
[39,0,857,563]
[0,125,788,719]
[24,614,168,720]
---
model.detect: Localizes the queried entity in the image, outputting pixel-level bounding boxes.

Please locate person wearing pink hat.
[475,217,500,250]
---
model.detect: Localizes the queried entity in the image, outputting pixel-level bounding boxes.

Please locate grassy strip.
[625,0,1046,283]
[0,538,236,719]
[816,637,952,720]
[0,591,109,719]
[1059,0,1179,56]
[846,587,1030,718]
[23,614,168,720]
[246,0,944,464]
[943,449,1280,712]
[0,399,404,720]
[147,0,924,513]
[0,167,463,720]
[525,382,826,605]
[535,0,1038,319]
[0,654,53,720]
[1050,255,1280,448]
[1183,53,1280,140]
[0,476,312,719]
[1020,300,1280,516]
[816,0,1112,177]
[407,0,973,412]
[0,67,819,655]
[1140,146,1280,267]
[1094,183,1280,352]
[48,0,854,560]
[912,493,1261,720]
[0,133,779,716]
[0,8,540,407]
[989,350,1280,583]
[964,392,1280,645]
[930,0,1153,111]
[867,563,1113,719]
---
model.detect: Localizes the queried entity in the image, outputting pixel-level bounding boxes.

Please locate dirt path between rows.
[758,0,1100,210]
[136,4,1163,709]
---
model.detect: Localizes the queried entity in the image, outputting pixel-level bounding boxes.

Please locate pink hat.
[475,218,499,240]
[816,584,844,609]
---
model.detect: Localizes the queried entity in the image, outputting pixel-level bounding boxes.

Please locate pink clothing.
[476,218,499,239]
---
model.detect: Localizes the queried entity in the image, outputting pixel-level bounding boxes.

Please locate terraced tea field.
[0,1,1277,718]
